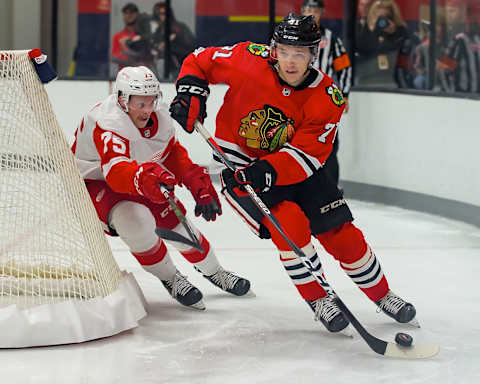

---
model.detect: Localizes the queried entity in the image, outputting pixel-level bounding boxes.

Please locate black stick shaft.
[192,121,422,358]
[159,185,203,252]
[193,121,305,258]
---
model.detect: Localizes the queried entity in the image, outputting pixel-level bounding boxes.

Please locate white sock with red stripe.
[340,245,389,302]
[132,238,177,281]
[179,234,221,276]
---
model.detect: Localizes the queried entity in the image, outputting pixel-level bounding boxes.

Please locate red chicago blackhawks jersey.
[178,41,346,186]
[72,94,194,195]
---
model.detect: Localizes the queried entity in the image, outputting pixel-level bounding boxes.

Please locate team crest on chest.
[238,104,295,153]
[246,43,270,58]
[326,83,345,107]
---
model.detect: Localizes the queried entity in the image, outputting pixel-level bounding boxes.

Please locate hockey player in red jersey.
[72,66,250,310]
[170,14,417,332]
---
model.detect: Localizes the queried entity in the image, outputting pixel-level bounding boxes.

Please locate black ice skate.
[375,290,418,326]
[197,266,251,296]
[306,292,350,333]
[161,271,205,310]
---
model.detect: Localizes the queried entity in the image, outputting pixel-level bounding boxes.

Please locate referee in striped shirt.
[302,0,352,187]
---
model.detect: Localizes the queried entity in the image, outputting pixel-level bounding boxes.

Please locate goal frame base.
[0,271,147,348]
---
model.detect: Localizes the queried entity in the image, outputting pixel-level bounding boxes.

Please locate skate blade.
[407,318,421,328]
[188,299,206,310]
[240,289,256,298]
[339,324,354,338]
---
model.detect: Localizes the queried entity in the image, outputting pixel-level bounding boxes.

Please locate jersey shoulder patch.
[325,83,345,107]
[246,43,270,59]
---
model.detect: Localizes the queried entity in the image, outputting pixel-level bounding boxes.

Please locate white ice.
[2,188,479,384]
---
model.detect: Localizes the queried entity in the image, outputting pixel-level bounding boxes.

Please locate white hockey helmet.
[114,66,162,112]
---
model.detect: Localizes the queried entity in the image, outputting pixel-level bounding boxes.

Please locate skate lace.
[313,294,340,323]
[209,267,238,290]
[376,291,405,315]
[169,272,194,299]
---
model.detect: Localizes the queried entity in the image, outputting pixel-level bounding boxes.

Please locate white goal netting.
[0,50,146,347]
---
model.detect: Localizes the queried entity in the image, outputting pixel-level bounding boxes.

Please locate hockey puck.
[395,332,413,347]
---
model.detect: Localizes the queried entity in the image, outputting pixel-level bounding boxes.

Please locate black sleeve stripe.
[283,144,320,172]
[220,146,253,163]
[213,153,248,168]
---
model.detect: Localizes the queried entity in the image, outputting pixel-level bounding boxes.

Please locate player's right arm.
[92,124,175,203]
[170,43,251,133]
[178,43,250,85]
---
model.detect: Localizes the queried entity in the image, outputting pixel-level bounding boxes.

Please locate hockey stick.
[155,227,203,250]
[155,185,204,252]
[193,120,306,258]
[335,298,440,359]
[193,120,439,359]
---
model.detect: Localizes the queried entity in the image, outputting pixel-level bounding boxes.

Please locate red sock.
[316,223,389,302]
[180,234,210,263]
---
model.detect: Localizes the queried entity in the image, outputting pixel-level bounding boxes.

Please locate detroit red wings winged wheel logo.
[238,105,295,152]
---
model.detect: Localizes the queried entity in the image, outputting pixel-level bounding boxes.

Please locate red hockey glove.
[134,162,176,203]
[169,75,209,133]
[234,160,277,193]
[182,165,222,221]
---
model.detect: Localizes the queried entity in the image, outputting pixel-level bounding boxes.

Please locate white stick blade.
[385,343,440,359]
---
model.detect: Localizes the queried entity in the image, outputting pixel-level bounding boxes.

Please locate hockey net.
[0,50,146,347]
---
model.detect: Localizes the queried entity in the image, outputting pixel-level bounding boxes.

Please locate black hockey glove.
[234,160,278,193]
[169,75,210,133]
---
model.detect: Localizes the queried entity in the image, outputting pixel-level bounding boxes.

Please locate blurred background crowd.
[1,0,479,96]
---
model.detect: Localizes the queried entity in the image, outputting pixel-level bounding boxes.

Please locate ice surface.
[1,190,479,384]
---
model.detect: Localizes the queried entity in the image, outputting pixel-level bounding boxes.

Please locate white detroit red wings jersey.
[72,94,194,194]
[178,42,346,186]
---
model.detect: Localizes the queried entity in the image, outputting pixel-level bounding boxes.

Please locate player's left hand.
[182,165,222,221]
[234,160,277,193]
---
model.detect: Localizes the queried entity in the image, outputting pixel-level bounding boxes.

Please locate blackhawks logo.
[326,83,345,107]
[246,43,270,58]
[239,105,295,152]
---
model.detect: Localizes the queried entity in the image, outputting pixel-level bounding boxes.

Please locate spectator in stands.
[394,27,422,89]
[356,0,374,34]
[355,0,408,87]
[437,0,478,93]
[150,1,196,79]
[411,14,448,90]
[301,0,352,187]
[111,3,153,72]
[468,4,480,93]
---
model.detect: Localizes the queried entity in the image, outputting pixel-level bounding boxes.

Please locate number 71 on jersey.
[318,123,338,143]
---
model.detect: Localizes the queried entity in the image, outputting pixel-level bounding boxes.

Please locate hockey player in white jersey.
[72,66,251,309]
